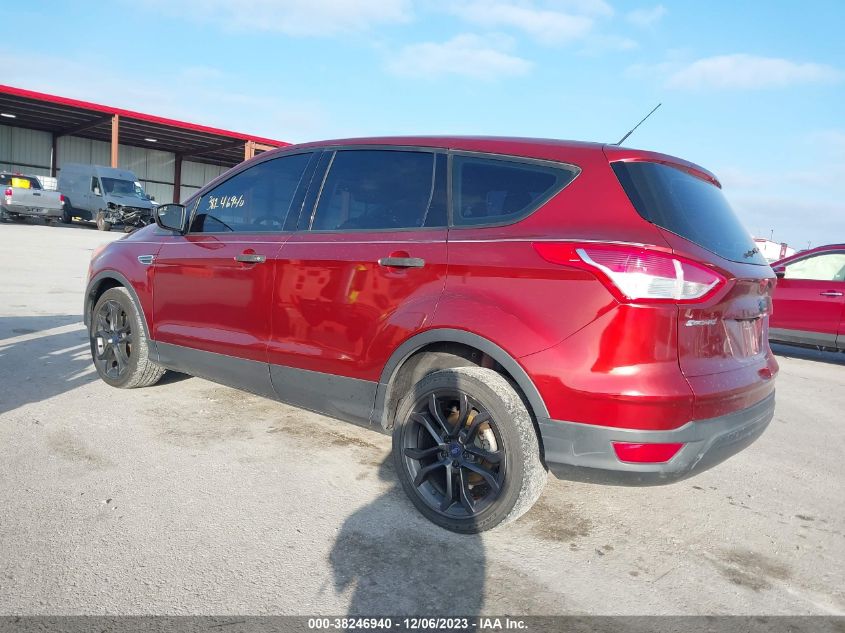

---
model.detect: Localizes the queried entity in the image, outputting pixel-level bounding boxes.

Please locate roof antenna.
[614,103,662,146]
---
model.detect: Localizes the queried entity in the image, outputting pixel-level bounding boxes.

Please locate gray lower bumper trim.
[538,392,775,485]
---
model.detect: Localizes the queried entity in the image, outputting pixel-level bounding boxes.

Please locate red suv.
[770,244,845,351]
[84,137,778,532]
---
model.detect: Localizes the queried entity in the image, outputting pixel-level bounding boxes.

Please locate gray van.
[58,163,156,231]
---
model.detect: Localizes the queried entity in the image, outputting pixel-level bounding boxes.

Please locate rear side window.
[612,161,768,265]
[310,150,445,231]
[452,156,577,226]
[191,152,312,233]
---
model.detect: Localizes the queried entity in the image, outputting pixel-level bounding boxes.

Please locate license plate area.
[726,317,763,358]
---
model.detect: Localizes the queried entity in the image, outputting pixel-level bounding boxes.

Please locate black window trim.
[448,150,581,230]
[180,144,582,235]
[185,148,317,236]
[299,145,580,234]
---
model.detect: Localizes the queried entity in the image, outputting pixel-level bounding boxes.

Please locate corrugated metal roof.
[0,84,288,167]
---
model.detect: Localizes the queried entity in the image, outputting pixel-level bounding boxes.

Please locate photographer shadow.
[329,458,486,618]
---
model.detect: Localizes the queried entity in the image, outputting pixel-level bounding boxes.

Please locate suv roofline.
[603,145,720,187]
[253,136,718,189]
[286,135,606,151]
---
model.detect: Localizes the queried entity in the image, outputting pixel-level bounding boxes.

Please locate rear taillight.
[4,187,11,197]
[533,242,726,303]
[60,194,65,203]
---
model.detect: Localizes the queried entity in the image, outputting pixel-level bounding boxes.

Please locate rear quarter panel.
[434,146,672,357]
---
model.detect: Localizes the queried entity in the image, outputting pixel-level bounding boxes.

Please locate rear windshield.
[0,174,42,189]
[612,161,767,265]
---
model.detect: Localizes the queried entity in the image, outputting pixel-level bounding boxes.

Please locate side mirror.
[149,195,156,202]
[773,265,785,278]
[155,203,188,233]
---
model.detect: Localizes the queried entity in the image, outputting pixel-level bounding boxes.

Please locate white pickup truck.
[1,172,65,224]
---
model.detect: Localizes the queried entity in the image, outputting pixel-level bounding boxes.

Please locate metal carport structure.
[0,84,288,202]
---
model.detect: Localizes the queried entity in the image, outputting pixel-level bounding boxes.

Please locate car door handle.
[820,291,843,297]
[235,253,266,264]
[378,256,425,268]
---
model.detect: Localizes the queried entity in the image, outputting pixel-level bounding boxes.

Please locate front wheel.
[392,367,546,533]
[96,210,111,231]
[90,287,165,388]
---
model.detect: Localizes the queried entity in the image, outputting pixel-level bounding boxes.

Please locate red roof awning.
[0,84,288,167]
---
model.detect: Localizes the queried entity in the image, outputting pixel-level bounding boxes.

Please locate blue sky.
[2,0,843,248]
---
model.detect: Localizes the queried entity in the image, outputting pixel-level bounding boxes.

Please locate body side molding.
[769,327,841,350]
[156,342,377,426]
[156,342,276,399]
[270,364,377,428]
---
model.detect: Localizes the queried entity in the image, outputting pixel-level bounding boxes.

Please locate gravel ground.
[0,222,843,616]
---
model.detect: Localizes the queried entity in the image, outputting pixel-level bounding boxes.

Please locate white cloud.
[545,0,614,17]
[626,5,666,27]
[386,34,532,80]
[134,0,412,36]
[729,195,845,249]
[451,2,593,45]
[579,34,638,55]
[720,164,845,191]
[666,54,843,90]
[716,160,845,247]
[804,129,845,158]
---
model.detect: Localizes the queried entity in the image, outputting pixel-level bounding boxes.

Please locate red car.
[770,244,845,351]
[84,137,778,532]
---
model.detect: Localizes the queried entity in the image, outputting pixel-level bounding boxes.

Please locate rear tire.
[392,367,546,533]
[61,203,73,224]
[96,210,111,231]
[90,287,165,388]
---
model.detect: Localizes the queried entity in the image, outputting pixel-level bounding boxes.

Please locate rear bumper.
[1,203,63,218]
[538,391,775,485]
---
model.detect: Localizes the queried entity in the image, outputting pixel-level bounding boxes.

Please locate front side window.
[784,252,845,281]
[310,150,445,231]
[191,153,312,233]
[91,177,101,195]
[452,155,577,227]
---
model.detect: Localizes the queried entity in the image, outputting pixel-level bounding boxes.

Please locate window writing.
[190,153,312,233]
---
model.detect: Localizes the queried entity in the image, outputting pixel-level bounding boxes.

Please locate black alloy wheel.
[401,389,508,519]
[92,299,133,380]
[89,287,165,389]
[393,367,546,533]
